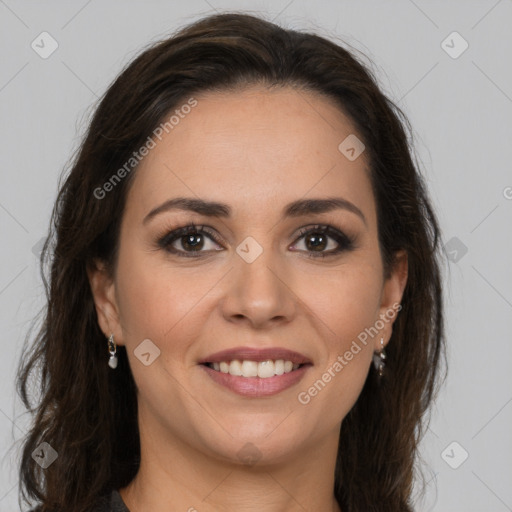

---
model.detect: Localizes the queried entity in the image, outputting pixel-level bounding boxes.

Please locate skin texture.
[88,85,408,512]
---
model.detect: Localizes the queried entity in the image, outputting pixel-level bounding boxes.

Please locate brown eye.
[304,232,329,252]
[179,232,205,251]
[291,225,355,258]
[158,224,223,258]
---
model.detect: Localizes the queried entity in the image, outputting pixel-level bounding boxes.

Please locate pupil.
[307,233,326,251]
[183,233,203,251]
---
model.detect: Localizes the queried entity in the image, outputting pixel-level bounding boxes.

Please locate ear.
[87,259,124,346]
[376,249,408,350]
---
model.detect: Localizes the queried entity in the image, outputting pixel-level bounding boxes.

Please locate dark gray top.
[96,490,130,511]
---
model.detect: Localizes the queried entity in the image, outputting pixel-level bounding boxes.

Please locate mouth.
[201,359,309,378]
[198,347,313,397]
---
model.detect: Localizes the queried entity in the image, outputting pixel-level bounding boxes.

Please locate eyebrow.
[143,196,367,226]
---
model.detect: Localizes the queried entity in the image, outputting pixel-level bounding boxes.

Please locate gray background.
[1,0,511,510]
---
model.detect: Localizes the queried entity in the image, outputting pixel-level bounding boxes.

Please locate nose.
[219,243,296,329]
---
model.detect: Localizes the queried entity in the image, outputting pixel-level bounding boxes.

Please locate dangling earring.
[108,333,118,369]
[372,337,386,377]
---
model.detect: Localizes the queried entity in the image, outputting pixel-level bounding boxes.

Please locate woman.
[17,11,446,512]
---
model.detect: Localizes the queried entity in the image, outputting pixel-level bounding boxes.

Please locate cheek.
[310,262,383,343]
[295,273,381,431]
[299,264,382,406]
[115,245,183,343]
[115,244,221,353]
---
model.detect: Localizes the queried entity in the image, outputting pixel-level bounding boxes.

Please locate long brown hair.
[16,12,447,512]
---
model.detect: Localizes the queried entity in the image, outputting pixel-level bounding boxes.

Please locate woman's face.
[90,85,407,466]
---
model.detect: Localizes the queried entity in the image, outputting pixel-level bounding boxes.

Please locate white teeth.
[241,360,258,377]
[257,360,275,378]
[229,360,243,376]
[209,359,302,378]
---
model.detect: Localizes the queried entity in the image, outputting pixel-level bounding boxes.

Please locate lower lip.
[200,364,312,397]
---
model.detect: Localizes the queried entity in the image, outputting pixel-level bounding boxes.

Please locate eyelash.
[157,223,355,259]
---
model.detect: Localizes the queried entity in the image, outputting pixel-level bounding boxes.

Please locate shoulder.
[88,490,130,512]
[91,490,130,512]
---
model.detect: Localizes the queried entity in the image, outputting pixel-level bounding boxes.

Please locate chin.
[200,424,305,467]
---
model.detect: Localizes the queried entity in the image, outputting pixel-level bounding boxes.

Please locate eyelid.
[157,223,223,249]
[291,224,355,256]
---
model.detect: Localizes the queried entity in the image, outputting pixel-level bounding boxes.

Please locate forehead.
[125,85,376,227]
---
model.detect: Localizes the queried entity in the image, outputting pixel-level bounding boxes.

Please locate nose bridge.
[221,233,295,326]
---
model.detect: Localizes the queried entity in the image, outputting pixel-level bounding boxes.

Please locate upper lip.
[198,347,312,365]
